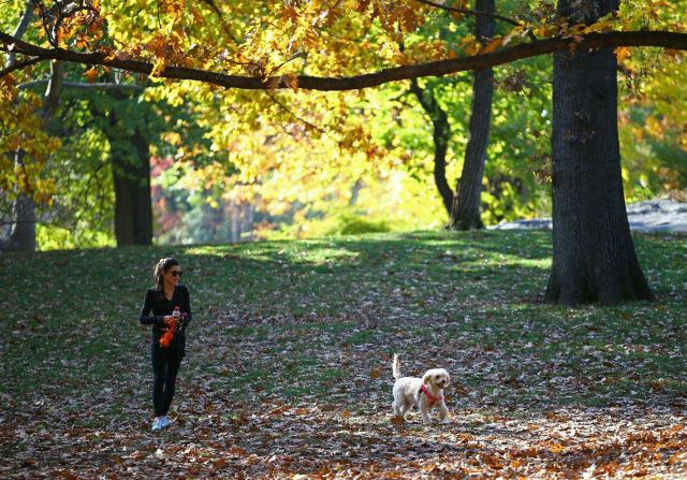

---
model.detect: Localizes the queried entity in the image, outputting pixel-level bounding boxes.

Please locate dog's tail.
[392,353,402,380]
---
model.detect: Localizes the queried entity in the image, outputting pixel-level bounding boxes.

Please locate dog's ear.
[422,372,431,385]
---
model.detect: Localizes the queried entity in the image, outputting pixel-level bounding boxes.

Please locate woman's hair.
[154,257,179,290]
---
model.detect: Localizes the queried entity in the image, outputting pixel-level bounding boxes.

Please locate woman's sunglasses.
[169,270,183,277]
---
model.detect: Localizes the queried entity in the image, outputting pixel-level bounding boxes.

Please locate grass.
[2,230,685,402]
[2,230,686,478]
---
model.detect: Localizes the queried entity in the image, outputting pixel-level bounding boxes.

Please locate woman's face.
[163,265,182,288]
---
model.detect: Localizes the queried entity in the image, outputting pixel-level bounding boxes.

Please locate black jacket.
[139,285,192,350]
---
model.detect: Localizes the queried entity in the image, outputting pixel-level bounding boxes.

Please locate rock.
[490,199,687,233]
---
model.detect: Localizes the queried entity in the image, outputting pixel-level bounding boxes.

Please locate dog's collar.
[420,385,442,406]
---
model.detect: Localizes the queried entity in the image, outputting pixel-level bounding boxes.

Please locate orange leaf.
[615,47,631,62]
[482,37,503,54]
[85,67,98,83]
[391,415,405,426]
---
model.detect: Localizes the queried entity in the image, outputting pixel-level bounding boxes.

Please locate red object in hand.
[160,306,181,348]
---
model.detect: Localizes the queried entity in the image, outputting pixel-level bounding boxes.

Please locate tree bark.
[545,0,653,305]
[449,0,495,230]
[107,111,153,246]
[409,79,453,215]
[7,150,36,252]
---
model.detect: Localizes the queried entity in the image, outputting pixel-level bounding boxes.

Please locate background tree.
[2,2,63,252]
[449,0,496,230]
[84,93,154,247]
[410,77,453,214]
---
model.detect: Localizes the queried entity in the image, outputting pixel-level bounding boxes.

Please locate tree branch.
[413,0,538,41]
[264,91,329,136]
[1,30,686,91]
[13,0,35,38]
[0,57,44,79]
[197,0,241,45]
[18,80,145,91]
[7,0,34,67]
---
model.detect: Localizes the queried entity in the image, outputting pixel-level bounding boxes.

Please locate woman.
[139,257,192,431]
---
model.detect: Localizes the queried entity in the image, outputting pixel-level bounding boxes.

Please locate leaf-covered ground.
[2,231,686,479]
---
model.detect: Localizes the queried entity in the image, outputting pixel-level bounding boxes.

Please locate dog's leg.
[400,401,412,417]
[437,401,449,423]
[392,390,407,418]
[418,400,432,423]
[392,400,402,417]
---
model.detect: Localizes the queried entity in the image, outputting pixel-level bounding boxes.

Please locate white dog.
[392,354,450,423]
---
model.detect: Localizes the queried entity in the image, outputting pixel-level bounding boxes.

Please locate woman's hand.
[162,316,175,330]
[163,315,183,331]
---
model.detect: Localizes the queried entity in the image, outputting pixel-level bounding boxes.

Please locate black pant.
[151,342,183,417]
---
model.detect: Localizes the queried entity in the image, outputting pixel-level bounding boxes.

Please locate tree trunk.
[410,79,453,214]
[108,112,153,246]
[7,150,36,252]
[7,60,65,251]
[448,0,495,230]
[4,1,35,252]
[545,0,653,305]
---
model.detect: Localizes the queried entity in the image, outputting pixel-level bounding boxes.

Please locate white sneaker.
[160,416,170,428]
[151,417,164,431]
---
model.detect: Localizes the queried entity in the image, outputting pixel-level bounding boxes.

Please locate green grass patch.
[2,230,686,410]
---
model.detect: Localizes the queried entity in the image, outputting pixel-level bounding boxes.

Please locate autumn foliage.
[0,1,685,249]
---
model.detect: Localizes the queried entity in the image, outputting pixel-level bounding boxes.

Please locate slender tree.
[3,0,36,251]
[409,78,453,214]
[7,57,64,251]
[449,0,495,230]
[545,0,654,304]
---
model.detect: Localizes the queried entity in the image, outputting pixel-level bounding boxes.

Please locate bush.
[329,214,390,235]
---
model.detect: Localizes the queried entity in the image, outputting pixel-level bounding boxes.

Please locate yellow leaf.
[151,58,167,77]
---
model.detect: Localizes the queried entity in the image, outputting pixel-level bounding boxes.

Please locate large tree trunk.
[545,0,653,305]
[448,0,495,230]
[410,79,453,214]
[108,112,153,246]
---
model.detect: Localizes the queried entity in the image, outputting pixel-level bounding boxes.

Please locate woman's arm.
[182,286,192,330]
[139,290,165,326]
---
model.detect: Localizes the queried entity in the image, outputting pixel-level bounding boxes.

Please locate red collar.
[420,385,443,406]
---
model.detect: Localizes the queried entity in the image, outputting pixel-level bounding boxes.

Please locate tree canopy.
[1,1,686,89]
[1,0,685,249]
